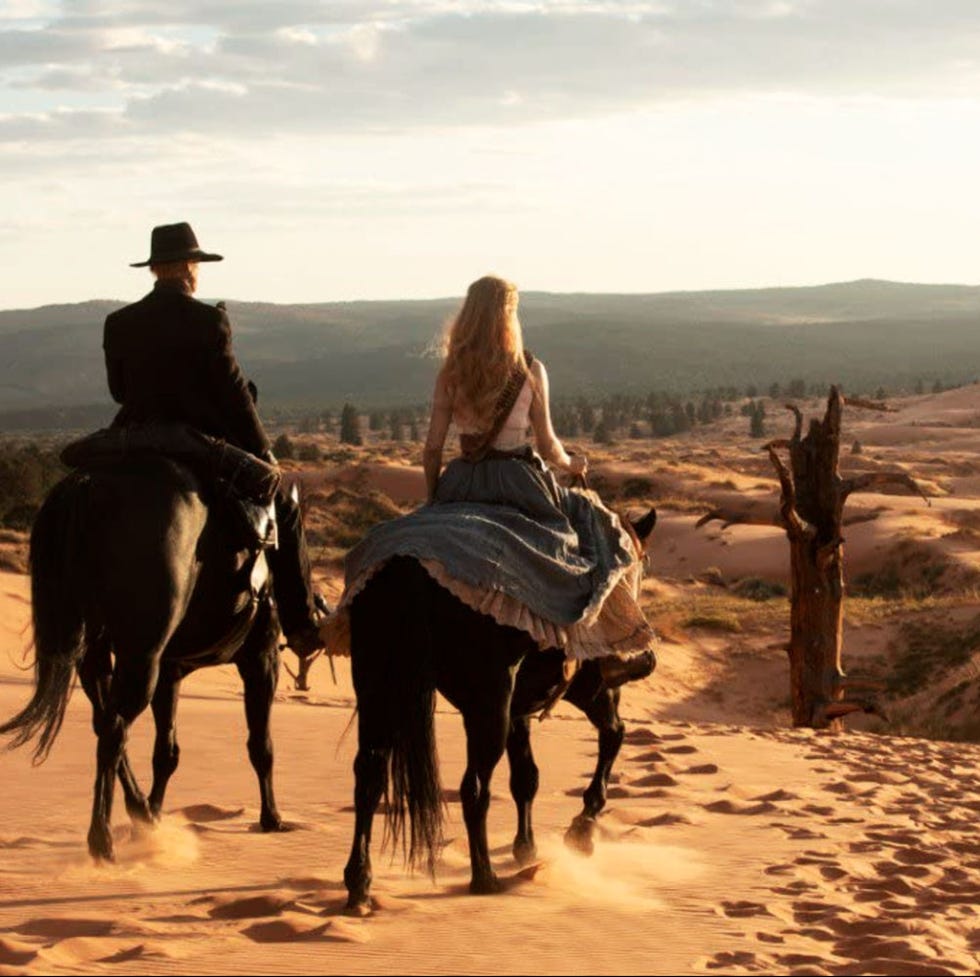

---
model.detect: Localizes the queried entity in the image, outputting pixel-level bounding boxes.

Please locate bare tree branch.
[825,385,844,439]
[842,471,931,506]
[783,403,803,442]
[767,444,812,540]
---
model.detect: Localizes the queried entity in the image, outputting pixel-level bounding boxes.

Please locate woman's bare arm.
[529,359,586,474]
[423,368,453,502]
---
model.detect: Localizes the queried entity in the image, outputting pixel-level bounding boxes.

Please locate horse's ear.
[630,508,657,544]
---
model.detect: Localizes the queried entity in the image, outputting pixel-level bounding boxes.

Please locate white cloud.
[1,3,979,147]
[3,2,980,305]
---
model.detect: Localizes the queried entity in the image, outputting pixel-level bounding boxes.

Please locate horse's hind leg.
[343,712,389,914]
[87,656,160,861]
[236,604,286,832]
[564,682,625,856]
[77,641,152,826]
[344,633,392,913]
[148,669,182,819]
[460,670,515,895]
[507,715,539,866]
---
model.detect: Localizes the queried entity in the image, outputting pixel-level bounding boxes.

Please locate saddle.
[60,422,281,550]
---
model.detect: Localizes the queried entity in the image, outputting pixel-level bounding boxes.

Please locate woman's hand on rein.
[566,454,588,477]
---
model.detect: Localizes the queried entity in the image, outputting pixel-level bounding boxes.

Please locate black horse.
[0,455,287,860]
[343,507,656,911]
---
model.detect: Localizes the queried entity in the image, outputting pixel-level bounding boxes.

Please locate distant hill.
[1,280,979,428]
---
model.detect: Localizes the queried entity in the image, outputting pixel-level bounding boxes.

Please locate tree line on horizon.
[0,373,972,531]
[275,375,966,454]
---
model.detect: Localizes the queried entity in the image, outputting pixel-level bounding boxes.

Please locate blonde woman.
[332,275,653,666]
[424,275,586,502]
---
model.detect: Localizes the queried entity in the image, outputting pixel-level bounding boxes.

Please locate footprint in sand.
[629,749,666,763]
[637,812,693,827]
[96,944,159,964]
[801,804,834,816]
[791,900,842,925]
[890,846,949,866]
[720,900,773,919]
[703,799,777,816]
[206,892,298,920]
[702,949,761,971]
[771,825,826,840]
[178,803,245,823]
[764,863,795,876]
[873,860,933,881]
[682,763,719,775]
[0,936,38,967]
[622,728,660,745]
[772,881,818,896]
[754,789,799,802]
[240,915,369,944]
[629,772,679,789]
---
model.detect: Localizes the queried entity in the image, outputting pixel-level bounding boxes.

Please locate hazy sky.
[3,0,980,307]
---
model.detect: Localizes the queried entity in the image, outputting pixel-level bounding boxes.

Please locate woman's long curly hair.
[442,275,526,425]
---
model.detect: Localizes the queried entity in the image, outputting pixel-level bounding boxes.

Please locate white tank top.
[454,376,533,452]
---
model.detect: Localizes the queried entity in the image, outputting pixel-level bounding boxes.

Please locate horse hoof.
[127,801,155,826]
[344,895,374,917]
[260,815,292,833]
[470,873,504,895]
[513,840,538,867]
[88,838,115,863]
[564,817,597,857]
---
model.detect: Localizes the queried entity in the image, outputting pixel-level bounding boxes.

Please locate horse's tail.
[0,474,89,763]
[360,557,444,875]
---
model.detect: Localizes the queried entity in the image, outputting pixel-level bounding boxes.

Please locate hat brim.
[130,249,223,268]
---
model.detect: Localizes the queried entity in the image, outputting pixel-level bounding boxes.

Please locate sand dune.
[4,564,980,976]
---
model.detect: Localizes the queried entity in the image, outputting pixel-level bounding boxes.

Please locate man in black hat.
[103,221,325,657]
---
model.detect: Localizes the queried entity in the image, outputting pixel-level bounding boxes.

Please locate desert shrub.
[272,433,296,460]
[297,441,322,463]
[732,577,788,601]
[888,616,980,697]
[619,477,654,499]
[683,612,742,633]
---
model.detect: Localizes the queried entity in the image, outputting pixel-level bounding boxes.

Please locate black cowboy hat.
[130,222,223,267]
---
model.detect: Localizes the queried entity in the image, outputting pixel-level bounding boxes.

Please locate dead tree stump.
[698,386,929,730]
